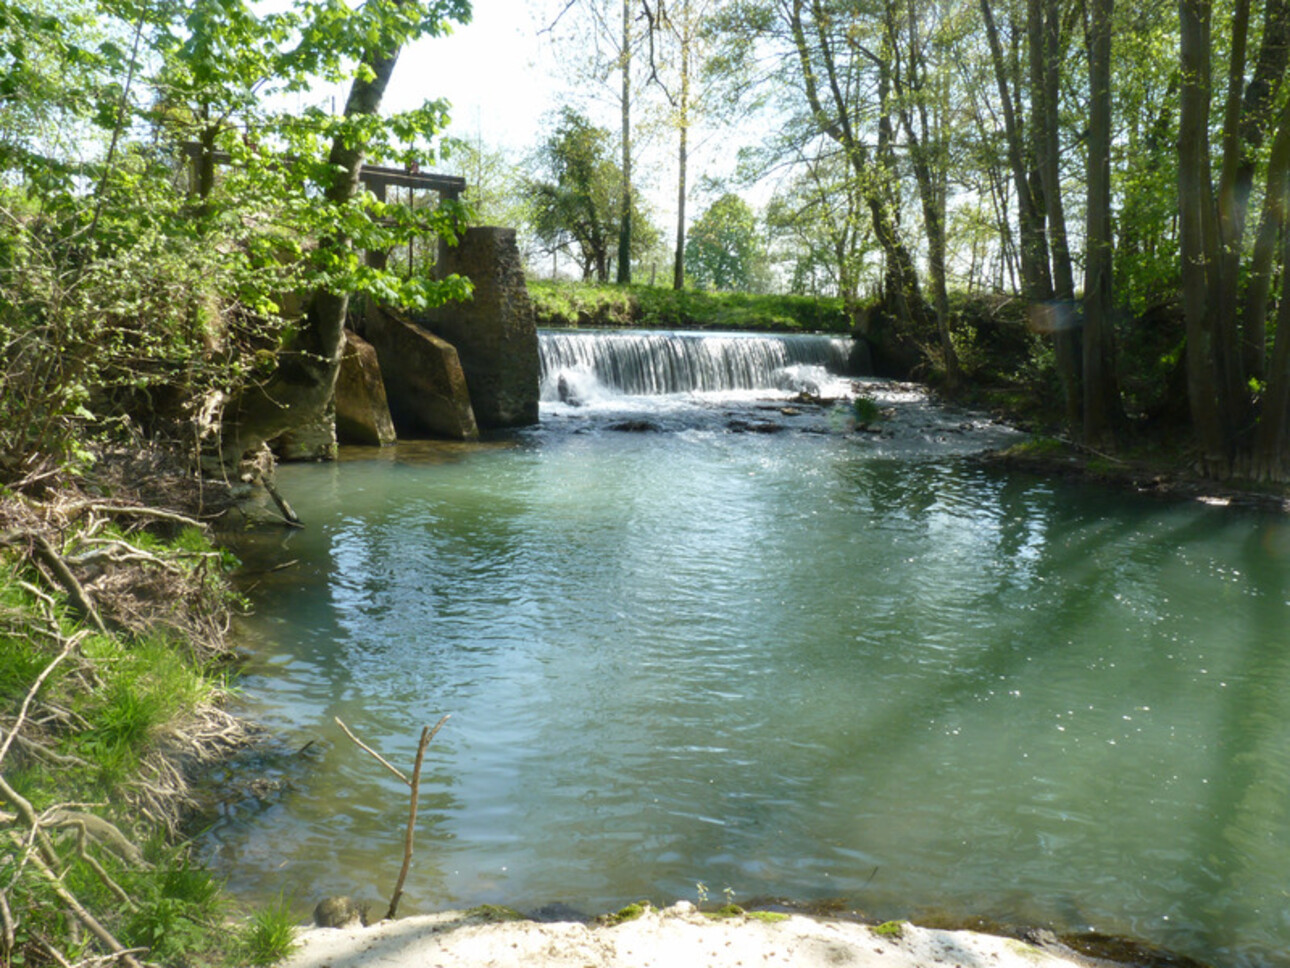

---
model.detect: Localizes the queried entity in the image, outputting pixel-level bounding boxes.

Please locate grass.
[239,894,299,967]
[527,279,851,333]
[0,509,253,967]
[598,901,651,925]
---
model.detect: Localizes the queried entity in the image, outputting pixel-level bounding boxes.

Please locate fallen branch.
[262,478,303,528]
[72,502,207,529]
[26,534,108,634]
[0,635,82,766]
[334,717,409,785]
[386,715,449,921]
[28,849,144,968]
[333,715,450,922]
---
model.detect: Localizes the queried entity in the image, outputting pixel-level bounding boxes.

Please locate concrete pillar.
[421,227,540,429]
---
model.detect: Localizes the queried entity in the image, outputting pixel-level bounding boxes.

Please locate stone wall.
[420,227,539,429]
[362,306,479,441]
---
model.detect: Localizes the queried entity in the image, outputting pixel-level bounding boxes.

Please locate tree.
[765,151,874,304]
[883,0,962,386]
[526,107,658,281]
[1082,0,1121,440]
[684,193,768,291]
[208,0,474,464]
[1178,0,1290,477]
[0,0,473,474]
[540,0,652,284]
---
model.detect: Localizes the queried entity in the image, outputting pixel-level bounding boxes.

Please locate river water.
[208,331,1290,968]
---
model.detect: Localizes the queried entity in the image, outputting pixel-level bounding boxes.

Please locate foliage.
[525,107,659,282]
[528,279,850,332]
[684,193,770,292]
[764,154,875,305]
[0,0,473,481]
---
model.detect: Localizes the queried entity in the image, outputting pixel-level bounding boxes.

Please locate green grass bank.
[527,280,852,333]
[0,458,296,968]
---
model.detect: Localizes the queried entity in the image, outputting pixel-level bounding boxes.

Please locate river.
[206,330,1290,968]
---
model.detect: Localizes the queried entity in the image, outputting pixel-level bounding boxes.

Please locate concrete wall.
[420,227,540,429]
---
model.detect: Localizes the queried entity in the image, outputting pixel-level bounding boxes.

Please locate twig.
[0,635,81,766]
[28,850,144,968]
[0,890,14,957]
[334,718,409,785]
[36,934,75,968]
[385,715,449,921]
[29,534,108,634]
[262,478,303,528]
[67,501,208,529]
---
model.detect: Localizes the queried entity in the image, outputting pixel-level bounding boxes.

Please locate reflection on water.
[209,385,1290,968]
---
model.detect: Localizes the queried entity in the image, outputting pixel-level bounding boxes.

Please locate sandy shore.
[277,901,1096,968]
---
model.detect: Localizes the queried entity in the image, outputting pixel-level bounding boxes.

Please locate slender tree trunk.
[1082,0,1120,441]
[982,0,1079,424]
[789,0,929,334]
[1178,0,1231,472]
[674,6,690,291]
[890,0,959,385]
[617,0,633,284]
[1236,0,1290,378]
[1242,98,1290,380]
[1033,0,1075,299]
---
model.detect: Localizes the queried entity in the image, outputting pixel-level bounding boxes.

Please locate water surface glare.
[212,394,1290,968]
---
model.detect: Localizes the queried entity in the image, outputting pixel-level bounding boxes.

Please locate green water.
[210,389,1290,967]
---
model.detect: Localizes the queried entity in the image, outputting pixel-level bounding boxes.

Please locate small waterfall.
[539,329,864,401]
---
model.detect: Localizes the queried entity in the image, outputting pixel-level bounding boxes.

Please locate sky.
[365,0,763,222]
[382,0,565,154]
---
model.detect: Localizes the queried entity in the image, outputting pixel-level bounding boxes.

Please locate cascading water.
[538,329,864,403]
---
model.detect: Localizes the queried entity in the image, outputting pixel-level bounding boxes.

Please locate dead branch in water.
[333,715,451,921]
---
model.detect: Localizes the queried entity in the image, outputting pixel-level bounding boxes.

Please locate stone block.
[335,329,397,446]
[274,401,338,461]
[364,306,479,441]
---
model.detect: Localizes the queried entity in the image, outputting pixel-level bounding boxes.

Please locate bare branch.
[386,715,450,920]
[334,717,409,785]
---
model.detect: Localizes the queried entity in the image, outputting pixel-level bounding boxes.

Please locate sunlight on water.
[207,374,1290,968]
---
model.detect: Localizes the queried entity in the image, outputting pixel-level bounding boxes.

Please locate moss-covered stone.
[466,904,526,923]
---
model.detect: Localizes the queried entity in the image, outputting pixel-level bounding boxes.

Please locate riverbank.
[0,451,265,966]
[276,902,1103,968]
[975,435,1290,513]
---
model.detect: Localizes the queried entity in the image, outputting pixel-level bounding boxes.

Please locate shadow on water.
[210,411,1290,968]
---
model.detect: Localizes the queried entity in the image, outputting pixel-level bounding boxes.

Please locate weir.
[538,329,865,400]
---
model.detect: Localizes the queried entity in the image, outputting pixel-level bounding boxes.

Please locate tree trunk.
[220,42,403,465]
[1082,0,1120,441]
[890,0,959,385]
[674,7,690,291]
[1178,0,1231,472]
[617,0,633,284]
[1241,96,1290,381]
[789,0,930,335]
[981,0,1079,424]
[1236,0,1290,379]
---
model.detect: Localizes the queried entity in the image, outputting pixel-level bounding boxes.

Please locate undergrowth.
[0,469,275,968]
